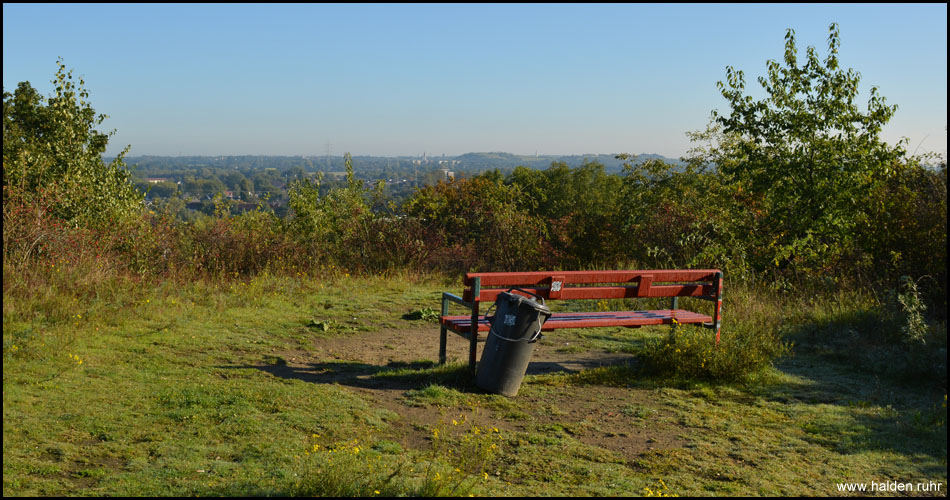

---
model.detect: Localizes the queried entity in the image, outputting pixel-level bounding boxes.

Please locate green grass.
[3,271,947,496]
[2,272,451,495]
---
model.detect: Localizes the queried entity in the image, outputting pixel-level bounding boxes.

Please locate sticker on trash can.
[504,314,516,326]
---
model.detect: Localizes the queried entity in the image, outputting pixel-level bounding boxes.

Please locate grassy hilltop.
[4,26,947,496]
[4,272,947,496]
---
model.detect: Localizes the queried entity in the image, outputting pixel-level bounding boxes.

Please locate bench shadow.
[223,354,634,394]
[525,356,635,375]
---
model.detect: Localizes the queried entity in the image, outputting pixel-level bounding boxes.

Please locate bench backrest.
[461,269,722,304]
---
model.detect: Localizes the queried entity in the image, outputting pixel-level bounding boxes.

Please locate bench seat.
[441,309,713,336]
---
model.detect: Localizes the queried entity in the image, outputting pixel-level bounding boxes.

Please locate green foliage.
[693,24,910,276]
[879,276,947,385]
[403,172,546,272]
[403,307,440,322]
[306,317,342,332]
[507,160,623,267]
[287,152,371,251]
[859,159,947,309]
[286,153,430,274]
[640,320,790,383]
[290,438,404,497]
[341,214,432,275]
[3,59,142,228]
[887,276,929,347]
[616,156,736,271]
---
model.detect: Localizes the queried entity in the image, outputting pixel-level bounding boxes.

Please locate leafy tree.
[403,173,545,271]
[139,180,179,199]
[285,166,307,182]
[693,23,909,275]
[3,59,142,227]
[614,156,732,270]
[287,153,372,255]
[239,177,255,201]
[221,171,248,191]
[507,160,623,267]
[182,176,227,199]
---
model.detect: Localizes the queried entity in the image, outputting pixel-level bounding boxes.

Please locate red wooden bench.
[438,269,723,370]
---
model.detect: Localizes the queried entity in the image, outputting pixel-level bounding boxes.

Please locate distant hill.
[452,152,682,172]
[115,152,683,179]
[114,152,684,174]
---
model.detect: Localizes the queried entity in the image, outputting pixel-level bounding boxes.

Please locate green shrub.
[882,276,947,385]
[3,60,142,228]
[403,174,546,272]
[886,276,930,347]
[640,319,790,383]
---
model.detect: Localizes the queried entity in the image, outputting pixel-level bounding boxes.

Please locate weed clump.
[289,408,501,497]
[290,437,402,497]
[416,409,502,496]
[403,307,440,322]
[640,322,790,383]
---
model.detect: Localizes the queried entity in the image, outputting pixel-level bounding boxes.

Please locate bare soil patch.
[260,326,686,462]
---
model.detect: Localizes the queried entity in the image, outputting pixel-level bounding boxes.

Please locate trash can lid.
[500,291,551,314]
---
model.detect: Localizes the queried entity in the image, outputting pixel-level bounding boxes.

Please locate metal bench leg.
[439,294,449,365]
[469,301,479,374]
[671,296,679,334]
[439,325,447,365]
[468,277,481,374]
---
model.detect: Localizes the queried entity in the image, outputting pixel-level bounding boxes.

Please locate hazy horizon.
[109,151,678,159]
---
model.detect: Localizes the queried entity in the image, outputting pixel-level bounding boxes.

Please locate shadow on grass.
[228,353,636,396]
[225,359,465,391]
[764,348,946,453]
[738,309,948,464]
[539,320,948,464]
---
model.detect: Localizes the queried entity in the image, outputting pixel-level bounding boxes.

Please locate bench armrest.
[441,292,471,315]
[439,291,480,369]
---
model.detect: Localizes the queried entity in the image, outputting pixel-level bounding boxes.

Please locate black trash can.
[475,289,552,396]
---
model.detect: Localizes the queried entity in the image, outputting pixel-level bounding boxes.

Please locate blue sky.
[3,3,947,159]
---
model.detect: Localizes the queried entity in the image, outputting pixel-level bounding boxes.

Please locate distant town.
[117,152,683,219]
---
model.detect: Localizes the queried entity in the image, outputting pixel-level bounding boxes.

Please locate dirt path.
[261,326,686,462]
